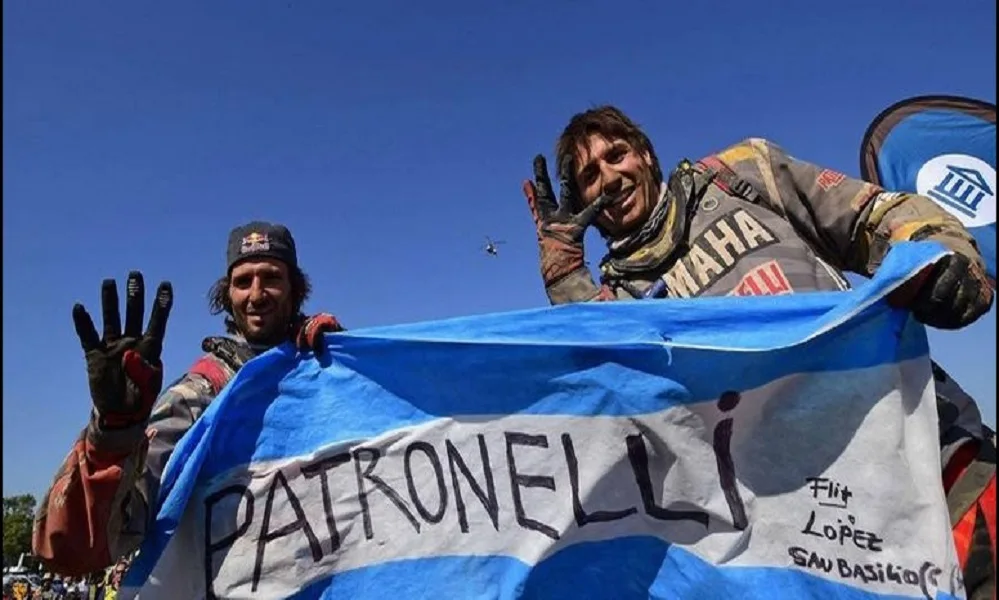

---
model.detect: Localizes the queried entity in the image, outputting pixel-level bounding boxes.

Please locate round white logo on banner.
[915,154,996,228]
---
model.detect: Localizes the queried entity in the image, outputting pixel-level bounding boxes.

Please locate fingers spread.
[101,279,122,342]
[523,180,543,222]
[557,154,581,214]
[532,155,551,190]
[72,304,101,352]
[557,154,575,187]
[124,271,145,339]
[145,281,174,345]
[531,156,559,221]
[573,193,611,227]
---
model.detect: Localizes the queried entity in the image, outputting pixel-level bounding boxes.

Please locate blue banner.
[123,243,964,600]
[860,95,996,287]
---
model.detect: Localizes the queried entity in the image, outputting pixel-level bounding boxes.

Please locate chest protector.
[187,336,257,396]
[607,157,850,300]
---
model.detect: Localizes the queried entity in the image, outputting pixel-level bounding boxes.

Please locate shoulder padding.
[188,354,232,397]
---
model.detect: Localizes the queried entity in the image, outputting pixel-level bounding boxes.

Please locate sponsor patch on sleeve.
[816,169,847,192]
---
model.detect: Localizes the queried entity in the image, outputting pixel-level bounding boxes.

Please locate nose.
[598,157,625,192]
[600,171,623,197]
[247,276,267,303]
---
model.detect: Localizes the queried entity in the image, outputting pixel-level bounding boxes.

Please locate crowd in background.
[2,555,131,600]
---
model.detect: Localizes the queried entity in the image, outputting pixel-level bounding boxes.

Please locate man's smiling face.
[228,257,294,345]
[573,133,659,237]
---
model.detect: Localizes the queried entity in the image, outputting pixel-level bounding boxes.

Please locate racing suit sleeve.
[717,138,985,276]
[32,371,220,576]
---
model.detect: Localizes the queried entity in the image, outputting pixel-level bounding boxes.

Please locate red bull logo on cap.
[240,232,271,254]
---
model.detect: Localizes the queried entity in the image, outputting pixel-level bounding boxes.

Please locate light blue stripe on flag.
[123,242,962,600]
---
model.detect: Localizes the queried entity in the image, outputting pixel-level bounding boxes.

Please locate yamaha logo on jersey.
[916,153,996,228]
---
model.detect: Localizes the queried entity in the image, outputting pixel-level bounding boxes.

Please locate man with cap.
[521,105,995,598]
[31,221,344,577]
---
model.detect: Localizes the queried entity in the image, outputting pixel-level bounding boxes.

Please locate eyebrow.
[578,140,627,174]
[236,264,282,276]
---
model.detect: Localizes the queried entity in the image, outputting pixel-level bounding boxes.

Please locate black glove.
[72,271,173,430]
[293,313,345,356]
[522,154,611,287]
[908,254,993,330]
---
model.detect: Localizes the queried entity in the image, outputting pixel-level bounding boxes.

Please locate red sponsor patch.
[816,169,847,191]
[730,260,793,297]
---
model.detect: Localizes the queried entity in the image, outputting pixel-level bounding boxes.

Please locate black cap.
[226,221,298,273]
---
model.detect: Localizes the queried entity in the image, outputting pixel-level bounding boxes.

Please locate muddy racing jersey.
[546,138,996,598]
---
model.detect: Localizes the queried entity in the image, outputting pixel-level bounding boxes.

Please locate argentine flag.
[123,242,965,600]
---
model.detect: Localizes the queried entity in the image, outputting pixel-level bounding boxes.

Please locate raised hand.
[72,271,173,429]
[522,154,610,286]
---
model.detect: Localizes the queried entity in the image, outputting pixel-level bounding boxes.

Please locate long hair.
[207,266,312,335]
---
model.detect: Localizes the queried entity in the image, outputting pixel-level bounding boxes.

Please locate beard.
[233,305,294,347]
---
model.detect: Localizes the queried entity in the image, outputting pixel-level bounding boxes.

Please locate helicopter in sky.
[482,236,505,257]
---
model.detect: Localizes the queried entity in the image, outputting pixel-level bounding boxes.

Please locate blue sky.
[3,1,995,499]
